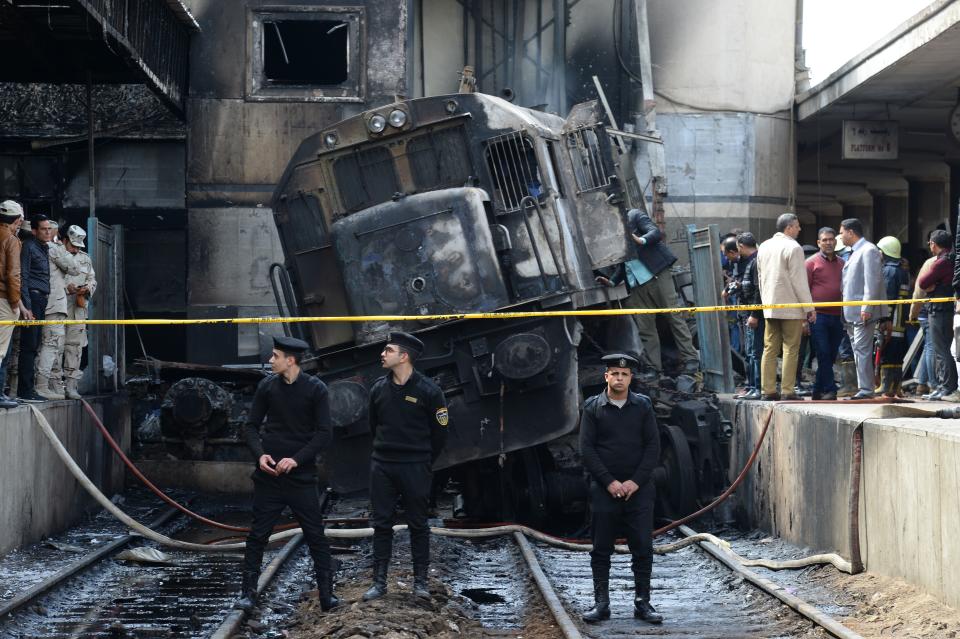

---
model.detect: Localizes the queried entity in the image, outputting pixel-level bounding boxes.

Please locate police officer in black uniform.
[580,353,663,624]
[363,332,448,601]
[236,336,339,612]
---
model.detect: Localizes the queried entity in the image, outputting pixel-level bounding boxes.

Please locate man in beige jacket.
[755,213,816,400]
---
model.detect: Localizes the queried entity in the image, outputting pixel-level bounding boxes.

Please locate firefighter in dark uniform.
[580,353,663,624]
[236,336,339,612]
[363,332,448,602]
[877,236,910,397]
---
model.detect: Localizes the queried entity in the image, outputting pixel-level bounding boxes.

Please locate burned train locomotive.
[269,93,728,523]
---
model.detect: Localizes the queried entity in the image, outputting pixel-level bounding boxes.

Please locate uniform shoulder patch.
[435,407,449,427]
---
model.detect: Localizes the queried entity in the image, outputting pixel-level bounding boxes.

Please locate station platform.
[0,396,129,556]
[721,396,960,609]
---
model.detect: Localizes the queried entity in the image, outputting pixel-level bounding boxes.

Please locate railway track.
[0,490,860,639]
[0,494,310,639]
[511,528,858,639]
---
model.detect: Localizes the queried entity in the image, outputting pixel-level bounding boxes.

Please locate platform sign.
[842,120,898,160]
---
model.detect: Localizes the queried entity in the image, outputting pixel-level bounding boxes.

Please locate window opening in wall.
[264,20,348,85]
[565,126,613,193]
[484,132,545,213]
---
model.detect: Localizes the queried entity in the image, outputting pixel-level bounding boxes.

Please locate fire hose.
[48,403,861,575]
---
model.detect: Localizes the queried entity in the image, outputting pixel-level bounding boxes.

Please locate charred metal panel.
[64,142,185,209]
[126,229,187,314]
[187,207,284,307]
[332,188,510,344]
[311,316,582,493]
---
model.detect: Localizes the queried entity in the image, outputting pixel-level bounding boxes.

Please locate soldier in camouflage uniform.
[36,221,78,400]
[62,225,96,399]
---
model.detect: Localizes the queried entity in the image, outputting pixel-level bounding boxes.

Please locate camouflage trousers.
[37,311,66,384]
[63,322,87,381]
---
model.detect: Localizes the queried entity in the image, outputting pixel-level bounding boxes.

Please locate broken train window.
[333,146,399,213]
[483,132,547,213]
[248,8,363,102]
[565,126,614,193]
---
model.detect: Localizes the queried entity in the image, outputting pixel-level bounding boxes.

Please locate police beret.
[273,335,310,354]
[388,331,424,356]
[602,353,639,369]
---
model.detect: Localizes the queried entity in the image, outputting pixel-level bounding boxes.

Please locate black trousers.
[242,471,330,577]
[589,480,655,584]
[369,459,432,567]
[18,289,46,397]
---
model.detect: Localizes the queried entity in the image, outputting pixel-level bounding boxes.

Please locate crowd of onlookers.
[0,200,96,409]
[723,213,959,401]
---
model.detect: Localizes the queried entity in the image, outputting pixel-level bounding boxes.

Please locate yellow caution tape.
[0,296,954,326]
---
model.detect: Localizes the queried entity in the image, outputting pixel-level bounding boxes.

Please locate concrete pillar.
[949,163,960,235]
[908,179,948,257]
[868,194,907,242]
[841,203,872,240]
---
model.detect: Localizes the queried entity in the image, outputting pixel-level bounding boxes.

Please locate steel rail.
[678,525,864,639]
[512,531,584,639]
[0,507,182,620]
[209,533,305,639]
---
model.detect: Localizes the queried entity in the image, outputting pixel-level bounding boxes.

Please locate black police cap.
[388,331,424,356]
[273,335,310,355]
[602,353,639,370]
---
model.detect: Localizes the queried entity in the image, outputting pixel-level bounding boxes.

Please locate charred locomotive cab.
[268,93,725,523]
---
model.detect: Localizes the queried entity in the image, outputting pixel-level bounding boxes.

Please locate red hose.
[654,406,775,536]
[80,399,298,533]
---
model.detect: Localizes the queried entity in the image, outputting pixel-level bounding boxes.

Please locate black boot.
[316,569,341,611]
[581,573,610,623]
[634,583,663,624]
[233,571,259,611]
[413,563,431,600]
[362,561,389,601]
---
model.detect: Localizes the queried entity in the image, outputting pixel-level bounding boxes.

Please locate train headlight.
[367,114,387,134]
[388,109,408,128]
[323,131,339,148]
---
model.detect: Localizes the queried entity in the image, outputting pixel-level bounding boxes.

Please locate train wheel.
[657,424,698,520]
[502,447,549,528]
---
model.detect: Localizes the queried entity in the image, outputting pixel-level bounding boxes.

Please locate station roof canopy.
[797,0,960,137]
[0,0,199,118]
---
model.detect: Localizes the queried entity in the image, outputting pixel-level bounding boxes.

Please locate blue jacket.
[626,208,676,277]
[20,236,50,307]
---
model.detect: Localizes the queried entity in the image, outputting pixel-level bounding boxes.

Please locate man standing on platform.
[918,230,958,401]
[17,215,53,402]
[839,218,885,400]
[580,354,662,625]
[755,213,816,400]
[363,332,448,602]
[237,336,339,612]
[35,222,78,400]
[62,226,96,399]
[805,227,844,400]
[0,201,23,409]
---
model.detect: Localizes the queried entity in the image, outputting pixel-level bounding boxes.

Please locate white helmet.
[0,200,24,220]
[67,225,86,248]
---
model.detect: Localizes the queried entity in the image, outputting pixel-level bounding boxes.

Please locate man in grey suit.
[838,219,885,399]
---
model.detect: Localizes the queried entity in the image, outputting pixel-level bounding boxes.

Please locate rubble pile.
[285,575,484,639]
